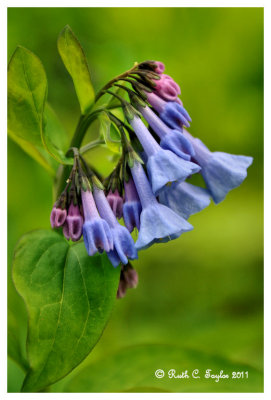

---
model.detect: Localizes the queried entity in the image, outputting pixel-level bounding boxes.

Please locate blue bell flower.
[183,130,253,204]
[81,189,113,256]
[93,186,138,266]
[159,181,211,220]
[131,161,193,250]
[140,105,195,160]
[123,177,142,233]
[129,115,200,196]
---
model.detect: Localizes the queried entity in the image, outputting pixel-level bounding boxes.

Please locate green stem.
[95,63,139,102]
[80,139,105,154]
[55,111,101,198]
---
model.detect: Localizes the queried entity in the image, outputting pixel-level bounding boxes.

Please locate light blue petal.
[83,218,113,256]
[111,225,138,265]
[135,203,193,250]
[123,201,142,233]
[147,149,201,195]
[107,249,122,268]
[159,181,211,219]
[201,152,253,203]
[160,129,195,160]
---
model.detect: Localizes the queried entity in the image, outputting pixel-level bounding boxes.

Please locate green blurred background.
[8,7,263,392]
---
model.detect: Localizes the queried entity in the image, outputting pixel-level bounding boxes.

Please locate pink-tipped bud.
[123,267,138,288]
[50,206,67,228]
[63,203,83,242]
[154,61,165,74]
[106,189,123,219]
[154,74,181,101]
[117,280,127,299]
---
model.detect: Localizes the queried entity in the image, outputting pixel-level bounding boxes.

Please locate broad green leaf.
[64,344,263,393]
[8,46,54,174]
[8,46,72,171]
[98,111,121,154]
[57,25,95,115]
[12,230,120,392]
[8,307,28,371]
[42,104,73,165]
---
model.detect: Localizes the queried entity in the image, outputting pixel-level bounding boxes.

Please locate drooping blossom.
[123,177,142,233]
[81,189,113,256]
[147,92,192,129]
[93,186,137,267]
[131,160,193,250]
[139,105,194,160]
[129,115,200,196]
[183,130,253,203]
[159,181,211,220]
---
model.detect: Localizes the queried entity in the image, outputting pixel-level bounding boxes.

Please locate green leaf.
[12,230,120,392]
[8,46,54,174]
[8,309,28,371]
[8,46,72,171]
[57,25,95,115]
[64,344,263,393]
[98,111,121,154]
[42,104,73,165]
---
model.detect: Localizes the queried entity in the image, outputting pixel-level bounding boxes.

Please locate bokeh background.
[8,7,263,392]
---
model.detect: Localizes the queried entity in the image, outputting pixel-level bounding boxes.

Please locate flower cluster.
[50,60,253,297]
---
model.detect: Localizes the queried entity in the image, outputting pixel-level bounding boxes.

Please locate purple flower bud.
[123,267,138,289]
[63,203,83,242]
[106,189,123,219]
[81,190,113,256]
[154,61,165,74]
[117,279,127,299]
[123,178,142,233]
[154,74,181,101]
[50,206,67,228]
[93,187,137,267]
[117,263,138,299]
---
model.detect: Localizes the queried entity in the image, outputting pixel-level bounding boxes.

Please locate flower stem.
[54,111,101,198]
[95,63,139,102]
[80,139,105,154]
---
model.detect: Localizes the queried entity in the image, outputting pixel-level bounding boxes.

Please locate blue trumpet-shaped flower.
[123,177,142,233]
[140,105,195,160]
[81,189,113,256]
[146,92,192,129]
[183,130,253,204]
[93,186,137,267]
[159,181,211,220]
[131,161,193,250]
[129,115,200,196]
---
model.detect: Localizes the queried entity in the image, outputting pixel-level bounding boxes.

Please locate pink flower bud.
[106,189,123,219]
[154,61,165,74]
[123,267,138,289]
[63,203,83,242]
[50,206,67,228]
[117,279,127,299]
[154,74,181,102]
